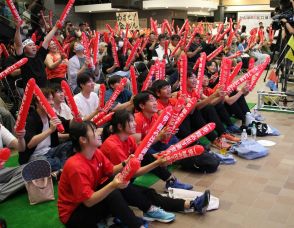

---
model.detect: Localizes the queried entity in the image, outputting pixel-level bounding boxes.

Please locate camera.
[271,0,294,30]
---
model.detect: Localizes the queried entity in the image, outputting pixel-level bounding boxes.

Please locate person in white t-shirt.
[0,124,26,202]
[52,85,74,120]
[74,72,100,121]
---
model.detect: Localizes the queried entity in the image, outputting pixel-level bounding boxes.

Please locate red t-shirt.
[134,112,158,140]
[58,149,114,224]
[203,87,214,97]
[157,98,177,111]
[100,134,137,165]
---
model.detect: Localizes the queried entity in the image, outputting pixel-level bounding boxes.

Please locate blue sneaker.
[143,206,175,223]
[226,125,242,134]
[191,190,210,215]
[165,178,193,191]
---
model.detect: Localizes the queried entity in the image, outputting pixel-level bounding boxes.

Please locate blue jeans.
[147,135,179,154]
[44,141,73,171]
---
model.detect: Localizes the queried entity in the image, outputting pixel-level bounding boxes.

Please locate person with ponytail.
[58,121,146,228]
[101,110,210,222]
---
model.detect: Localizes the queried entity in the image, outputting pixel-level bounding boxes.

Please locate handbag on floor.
[22,160,55,205]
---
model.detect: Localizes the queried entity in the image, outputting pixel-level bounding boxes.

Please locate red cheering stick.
[164,19,172,36]
[15,78,36,131]
[6,0,23,25]
[141,64,156,91]
[0,58,28,80]
[226,30,235,48]
[138,36,149,55]
[160,145,204,164]
[195,52,207,98]
[103,77,128,113]
[215,23,224,41]
[164,40,169,57]
[91,111,106,125]
[155,60,160,80]
[118,157,141,183]
[226,62,243,89]
[193,58,200,71]
[61,81,82,122]
[130,66,138,95]
[184,28,199,52]
[218,58,232,91]
[160,60,166,80]
[134,106,172,161]
[249,56,270,91]
[171,97,198,133]
[207,45,224,61]
[150,18,158,36]
[227,50,241,59]
[92,32,100,65]
[99,84,106,109]
[166,123,216,153]
[161,21,166,34]
[246,57,255,86]
[110,36,120,67]
[0,44,9,58]
[162,98,185,144]
[94,112,114,127]
[226,63,266,94]
[235,19,241,33]
[0,148,11,168]
[34,85,64,133]
[49,10,53,28]
[106,24,115,36]
[63,43,71,58]
[179,54,188,95]
[57,0,75,28]
[125,39,141,68]
[178,19,189,35]
[269,26,274,43]
[123,37,129,56]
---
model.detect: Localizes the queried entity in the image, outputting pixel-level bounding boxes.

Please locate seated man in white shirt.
[0,124,26,202]
[74,72,100,121]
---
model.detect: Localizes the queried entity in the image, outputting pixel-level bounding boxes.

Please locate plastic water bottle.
[251,123,257,141]
[219,137,227,155]
[241,129,248,142]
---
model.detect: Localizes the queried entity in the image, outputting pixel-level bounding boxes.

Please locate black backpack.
[179,150,220,173]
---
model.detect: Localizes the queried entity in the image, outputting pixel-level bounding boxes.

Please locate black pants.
[214,102,233,126]
[225,91,250,123]
[141,153,171,181]
[120,184,185,212]
[177,109,218,142]
[66,189,143,228]
[200,105,226,136]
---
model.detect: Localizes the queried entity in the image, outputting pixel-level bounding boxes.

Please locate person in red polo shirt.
[101,110,210,220]
[132,91,193,190]
[58,121,145,228]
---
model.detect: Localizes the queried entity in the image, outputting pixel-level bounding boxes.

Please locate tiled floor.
[135,73,294,227]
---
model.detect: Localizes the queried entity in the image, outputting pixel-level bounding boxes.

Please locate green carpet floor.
[0,102,256,227]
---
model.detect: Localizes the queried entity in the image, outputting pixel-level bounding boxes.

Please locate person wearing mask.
[68,42,99,93]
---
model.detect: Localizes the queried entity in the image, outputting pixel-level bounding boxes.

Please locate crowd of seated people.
[0,12,275,227]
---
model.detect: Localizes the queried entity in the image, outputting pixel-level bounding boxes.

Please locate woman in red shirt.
[58,121,145,228]
[45,40,68,85]
[101,110,211,222]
